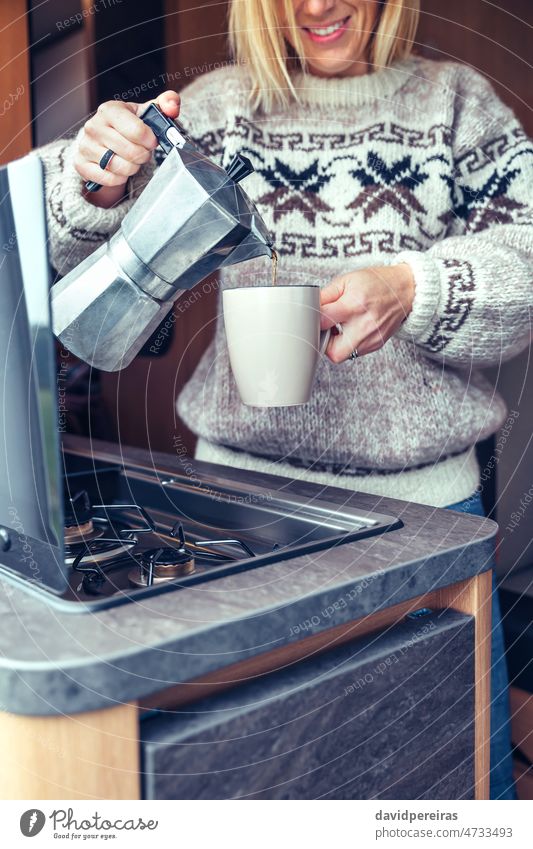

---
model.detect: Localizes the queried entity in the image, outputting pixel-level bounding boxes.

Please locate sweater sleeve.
[39,67,235,278]
[40,131,156,277]
[393,65,533,367]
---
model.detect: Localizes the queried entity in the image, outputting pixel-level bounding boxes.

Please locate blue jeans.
[446,492,516,799]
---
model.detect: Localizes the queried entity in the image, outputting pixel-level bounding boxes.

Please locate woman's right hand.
[74,90,181,208]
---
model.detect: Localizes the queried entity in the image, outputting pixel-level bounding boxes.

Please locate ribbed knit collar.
[289,56,419,109]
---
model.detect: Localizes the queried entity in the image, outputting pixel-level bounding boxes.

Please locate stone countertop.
[0,438,496,716]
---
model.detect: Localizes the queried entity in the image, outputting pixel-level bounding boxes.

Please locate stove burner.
[63,490,104,548]
[129,521,195,587]
[64,519,104,545]
[67,535,137,567]
[128,546,196,588]
[65,501,156,569]
[71,535,139,595]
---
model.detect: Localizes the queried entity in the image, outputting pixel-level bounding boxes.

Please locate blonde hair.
[229,0,420,112]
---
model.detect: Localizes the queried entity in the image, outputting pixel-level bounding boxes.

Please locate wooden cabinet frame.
[0,571,491,800]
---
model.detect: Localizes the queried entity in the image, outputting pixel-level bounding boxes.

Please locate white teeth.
[308,19,346,36]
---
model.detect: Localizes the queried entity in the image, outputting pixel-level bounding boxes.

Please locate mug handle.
[319,327,331,356]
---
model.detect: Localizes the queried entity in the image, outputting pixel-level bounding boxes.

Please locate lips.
[302,15,351,44]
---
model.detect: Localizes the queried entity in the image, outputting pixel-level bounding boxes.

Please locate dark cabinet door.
[141,609,475,799]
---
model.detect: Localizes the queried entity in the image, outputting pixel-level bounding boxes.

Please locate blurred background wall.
[0,0,531,574]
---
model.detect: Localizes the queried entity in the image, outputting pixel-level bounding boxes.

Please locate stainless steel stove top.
[0,451,402,611]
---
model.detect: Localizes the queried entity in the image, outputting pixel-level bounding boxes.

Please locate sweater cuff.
[60,130,156,237]
[392,250,443,343]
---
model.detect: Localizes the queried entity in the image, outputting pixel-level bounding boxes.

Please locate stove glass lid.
[0,155,65,593]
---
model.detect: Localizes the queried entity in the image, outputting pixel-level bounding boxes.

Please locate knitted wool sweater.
[41,56,533,507]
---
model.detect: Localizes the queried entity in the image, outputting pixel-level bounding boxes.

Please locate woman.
[42,1,532,798]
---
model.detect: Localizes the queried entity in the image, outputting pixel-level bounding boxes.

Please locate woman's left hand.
[320,264,415,363]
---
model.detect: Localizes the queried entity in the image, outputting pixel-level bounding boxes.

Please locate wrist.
[392,250,443,343]
[390,262,415,321]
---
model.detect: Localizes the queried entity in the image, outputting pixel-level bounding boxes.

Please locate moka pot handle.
[84,103,191,193]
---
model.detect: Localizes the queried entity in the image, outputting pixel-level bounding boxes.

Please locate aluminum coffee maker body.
[50,105,273,371]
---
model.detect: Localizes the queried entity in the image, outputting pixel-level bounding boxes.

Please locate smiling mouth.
[302,15,351,43]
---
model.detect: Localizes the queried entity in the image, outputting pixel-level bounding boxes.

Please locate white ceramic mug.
[222,285,330,407]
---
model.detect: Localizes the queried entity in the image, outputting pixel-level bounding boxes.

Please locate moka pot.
[50,104,273,371]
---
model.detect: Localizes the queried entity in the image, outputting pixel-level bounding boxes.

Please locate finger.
[81,125,153,167]
[155,90,181,118]
[320,299,357,329]
[133,90,181,120]
[74,152,134,188]
[326,325,360,364]
[320,277,346,307]
[77,141,142,180]
[94,102,158,149]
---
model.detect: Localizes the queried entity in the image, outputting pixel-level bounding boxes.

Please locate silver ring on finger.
[349,348,359,362]
[98,148,115,171]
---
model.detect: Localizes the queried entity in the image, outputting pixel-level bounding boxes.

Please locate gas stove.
[61,482,261,599]
[0,445,402,611]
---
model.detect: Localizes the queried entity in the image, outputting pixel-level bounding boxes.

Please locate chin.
[306,55,365,77]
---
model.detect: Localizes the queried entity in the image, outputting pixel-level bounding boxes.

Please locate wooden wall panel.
[165,0,229,82]
[0,0,32,163]
[417,0,532,134]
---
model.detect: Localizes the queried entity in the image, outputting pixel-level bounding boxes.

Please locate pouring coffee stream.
[271,249,279,286]
[51,104,274,372]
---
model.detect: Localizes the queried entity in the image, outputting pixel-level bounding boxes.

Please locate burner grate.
[70,513,261,596]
